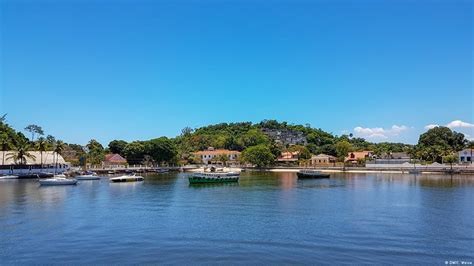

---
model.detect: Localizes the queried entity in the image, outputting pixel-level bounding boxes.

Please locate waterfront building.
[277,151,300,163]
[345,151,374,164]
[458,149,473,164]
[0,151,70,176]
[103,154,128,168]
[372,152,411,164]
[309,154,337,166]
[193,147,241,166]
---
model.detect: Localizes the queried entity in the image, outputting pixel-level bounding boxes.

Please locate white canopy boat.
[0,175,19,180]
[110,174,144,183]
[39,177,78,186]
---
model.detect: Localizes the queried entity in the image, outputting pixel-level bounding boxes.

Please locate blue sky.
[1,0,472,145]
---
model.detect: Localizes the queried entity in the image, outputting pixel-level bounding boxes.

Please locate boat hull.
[297,172,330,179]
[39,178,78,186]
[76,175,100,180]
[0,175,19,180]
[110,176,144,183]
[189,176,239,184]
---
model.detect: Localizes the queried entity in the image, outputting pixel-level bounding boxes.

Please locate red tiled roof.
[104,154,127,163]
[345,151,373,161]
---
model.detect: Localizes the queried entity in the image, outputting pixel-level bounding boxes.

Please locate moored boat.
[297,170,330,179]
[76,174,100,180]
[110,174,144,183]
[75,171,99,180]
[39,177,78,186]
[0,175,19,179]
[189,172,239,184]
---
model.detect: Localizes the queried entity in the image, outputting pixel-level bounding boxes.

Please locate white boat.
[53,174,67,178]
[39,177,78,186]
[76,174,100,180]
[110,174,144,183]
[0,175,19,180]
[189,172,240,184]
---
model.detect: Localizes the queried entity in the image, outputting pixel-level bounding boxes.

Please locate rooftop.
[0,151,67,165]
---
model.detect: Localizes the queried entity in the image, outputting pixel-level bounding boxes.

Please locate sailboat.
[39,148,77,186]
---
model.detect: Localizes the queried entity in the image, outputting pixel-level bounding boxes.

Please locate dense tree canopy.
[415,126,467,162]
[108,140,128,155]
[241,145,275,167]
[1,116,471,167]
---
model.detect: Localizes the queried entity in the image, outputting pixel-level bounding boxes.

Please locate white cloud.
[446,120,474,129]
[353,125,408,140]
[425,124,439,130]
[424,120,474,130]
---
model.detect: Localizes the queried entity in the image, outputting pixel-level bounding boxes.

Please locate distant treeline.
[1,116,472,167]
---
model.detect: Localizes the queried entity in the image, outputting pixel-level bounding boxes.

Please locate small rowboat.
[297,170,330,179]
[189,172,239,184]
[39,177,78,186]
[110,174,144,183]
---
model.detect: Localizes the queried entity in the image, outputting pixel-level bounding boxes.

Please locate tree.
[181,126,193,136]
[443,154,457,170]
[24,124,44,142]
[240,129,269,148]
[287,145,311,160]
[108,140,127,155]
[335,140,353,162]
[46,135,56,145]
[35,137,47,168]
[241,145,275,168]
[141,155,155,167]
[53,141,65,172]
[7,140,35,165]
[417,127,466,163]
[145,137,177,165]
[123,141,146,165]
[0,135,10,165]
[87,139,105,166]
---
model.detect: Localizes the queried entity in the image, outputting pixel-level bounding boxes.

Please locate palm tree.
[1,137,10,166]
[54,141,65,173]
[6,140,35,165]
[36,137,47,169]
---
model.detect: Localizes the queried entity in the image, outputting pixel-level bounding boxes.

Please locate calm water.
[0,172,473,264]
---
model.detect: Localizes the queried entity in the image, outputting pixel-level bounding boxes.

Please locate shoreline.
[186,166,474,175]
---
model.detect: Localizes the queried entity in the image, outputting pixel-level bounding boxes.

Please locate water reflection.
[0,171,473,264]
[188,183,240,189]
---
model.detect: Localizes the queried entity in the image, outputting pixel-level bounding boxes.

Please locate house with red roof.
[103,153,128,168]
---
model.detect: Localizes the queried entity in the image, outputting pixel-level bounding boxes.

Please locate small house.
[309,154,337,166]
[103,154,128,168]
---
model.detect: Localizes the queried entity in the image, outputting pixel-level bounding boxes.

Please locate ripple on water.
[0,172,473,264]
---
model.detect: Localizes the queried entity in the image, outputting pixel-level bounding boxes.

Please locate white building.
[193,147,241,166]
[458,149,473,164]
[0,151,70,176]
